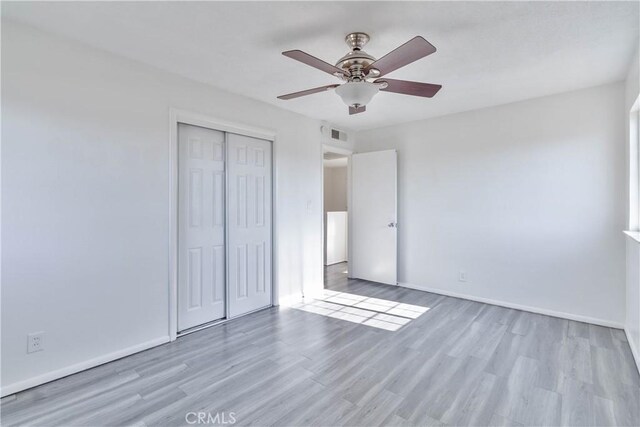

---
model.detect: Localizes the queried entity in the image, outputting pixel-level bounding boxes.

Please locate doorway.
[321,146,398,291]
[171,115,274,337]
[323,150,349,270]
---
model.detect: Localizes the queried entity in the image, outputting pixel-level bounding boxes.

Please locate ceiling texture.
[3,1,639,131]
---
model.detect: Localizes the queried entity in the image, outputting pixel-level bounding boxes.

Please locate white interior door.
[227,133,272,317]
[177,124,226,331]
[350,150,397,285]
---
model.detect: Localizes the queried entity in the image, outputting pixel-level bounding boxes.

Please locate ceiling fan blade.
[375,78,442,98]
[364,36,436,77]
[283,50,349,77]
[277,84,340,100]
[349,105,366,115]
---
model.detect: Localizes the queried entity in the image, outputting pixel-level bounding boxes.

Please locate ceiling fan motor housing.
[336,32,380,81]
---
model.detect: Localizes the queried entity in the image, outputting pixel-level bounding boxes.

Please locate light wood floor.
[2,263,639,426]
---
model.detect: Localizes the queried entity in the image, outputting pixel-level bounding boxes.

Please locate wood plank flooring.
[2,263,639,426]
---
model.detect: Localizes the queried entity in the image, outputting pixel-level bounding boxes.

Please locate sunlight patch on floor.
[293,289,429,331]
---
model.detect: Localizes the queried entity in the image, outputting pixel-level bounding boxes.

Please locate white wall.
[1,21,324,395]
[624,45,640,371]
[323,166,348,212]
[355,83,626,326]
[325,212,348,266]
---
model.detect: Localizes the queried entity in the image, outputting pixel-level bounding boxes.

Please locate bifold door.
[177,124,226,331]
[177,125,273,331]
[227,133,272,318]
[350,150,397,285]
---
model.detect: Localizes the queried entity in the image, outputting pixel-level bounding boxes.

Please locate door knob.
[387,222,397,228]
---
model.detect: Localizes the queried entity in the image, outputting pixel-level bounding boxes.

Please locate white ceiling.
[4,1,638,131]
[324,152,348,160]
[324,152,349,167]
[324,158,349,168]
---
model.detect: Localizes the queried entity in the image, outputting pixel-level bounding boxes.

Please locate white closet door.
[178,124,226,331]
[227,133,272,317]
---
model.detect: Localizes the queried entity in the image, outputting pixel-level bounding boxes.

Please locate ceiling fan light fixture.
[335,81,379,107]
[278,33,441,114]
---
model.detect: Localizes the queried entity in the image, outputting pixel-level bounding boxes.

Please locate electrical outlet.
[27,332,45,353]
[458,271,468,282]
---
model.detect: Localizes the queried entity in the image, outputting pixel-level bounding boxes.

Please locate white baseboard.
[625,327,640,374]
[0,336,170,398]
[398,282,624,329]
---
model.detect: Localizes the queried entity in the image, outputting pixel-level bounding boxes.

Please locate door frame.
[169,108,278,341]
[320,144,353,296]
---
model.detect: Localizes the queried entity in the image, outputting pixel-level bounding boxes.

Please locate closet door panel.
[227,133,272,317]
[177,123,226,331]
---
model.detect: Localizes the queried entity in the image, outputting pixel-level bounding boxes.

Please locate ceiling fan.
[277,32,442,115]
